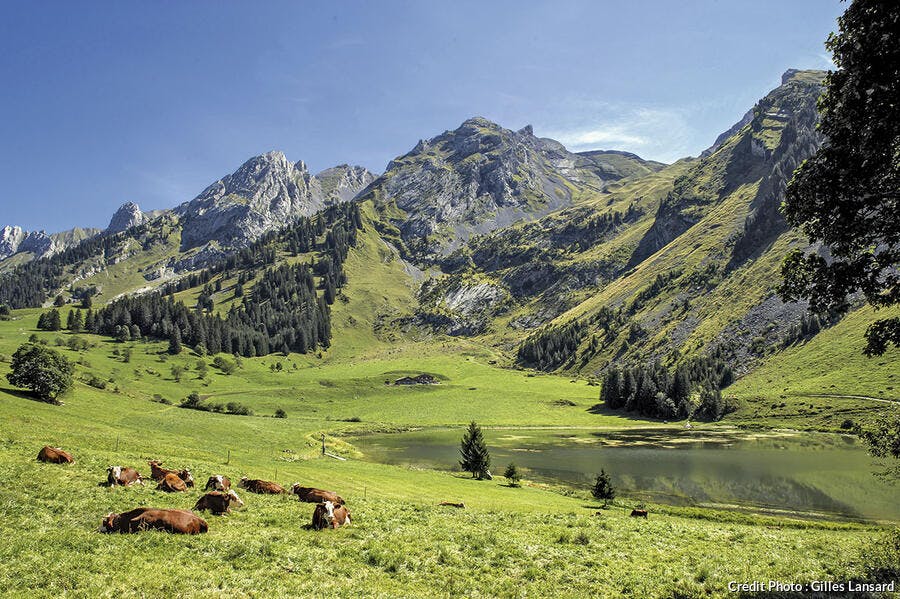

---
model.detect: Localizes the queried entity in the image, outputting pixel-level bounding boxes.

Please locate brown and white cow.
[157,472,188,493]
[99,507,208,534]
[107,466,143,487]
[312,501,351,530]
[193,490,244,515]
[204,475,231,491]
[239,477,285,494]
[37,446,74,464]
[148,460,195,487]
[630,509,649,519]
[290,483,344,505]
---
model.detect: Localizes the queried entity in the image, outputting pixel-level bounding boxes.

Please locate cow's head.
[290,482,302,495]
[206,475,224,490]
[98,512,118,533]
[239,476,249,488]
[106,466,122,485]
[226,489,244,508]
[321,501,336,526]
[180,469,195,487]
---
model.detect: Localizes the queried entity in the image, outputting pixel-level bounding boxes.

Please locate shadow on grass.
[0,386,59,405]
[586,402,659,422]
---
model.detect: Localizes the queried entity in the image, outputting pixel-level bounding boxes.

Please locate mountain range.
[2,69,873,386]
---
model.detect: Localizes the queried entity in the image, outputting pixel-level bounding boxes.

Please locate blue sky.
[1,1,843,232]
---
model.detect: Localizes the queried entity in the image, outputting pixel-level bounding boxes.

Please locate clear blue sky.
[1,1,843,232]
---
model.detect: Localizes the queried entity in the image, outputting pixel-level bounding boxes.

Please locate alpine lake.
[351,426,900,522]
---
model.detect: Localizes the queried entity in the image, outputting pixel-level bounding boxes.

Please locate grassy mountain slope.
[728,304,900,430]
[502,70,828,376]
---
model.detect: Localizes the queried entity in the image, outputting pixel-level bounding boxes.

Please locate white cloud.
[541,104,694,163]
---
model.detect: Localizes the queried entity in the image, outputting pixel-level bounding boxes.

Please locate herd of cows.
[37,445,351,535]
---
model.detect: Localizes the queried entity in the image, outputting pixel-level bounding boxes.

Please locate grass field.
[0,309,896,597]
[728,305,900,431]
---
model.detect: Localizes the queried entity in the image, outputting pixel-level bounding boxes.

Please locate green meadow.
[0,310,896,597]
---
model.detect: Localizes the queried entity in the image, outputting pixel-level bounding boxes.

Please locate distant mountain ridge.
[0,225,101,261]
[1,69,854,386]
[360,116,662,262]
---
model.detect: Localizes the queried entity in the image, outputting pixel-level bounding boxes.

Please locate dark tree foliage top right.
[780,0,900,356]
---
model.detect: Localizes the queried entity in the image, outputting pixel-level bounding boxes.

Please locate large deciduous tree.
[6,343,74,403]
[780,0,900,357]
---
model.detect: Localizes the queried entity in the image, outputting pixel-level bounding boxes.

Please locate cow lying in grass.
[312,501,351,530]
[205,475,231,491]
[107,466,143,487]
[37,446,74,464]
[290,483,344,505]
[99,508,207,534]
[157,472,188,492]
[193,490,244,515]
[239,477,285,494]
[148,460,195,487]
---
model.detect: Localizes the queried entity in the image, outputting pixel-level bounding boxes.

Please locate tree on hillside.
[170,365,186,383]
[504,463,521,487]
[71,309,83,333]
[459,421,491,479]
[780,0,900,357]
[591,469,615,505]
[53,295,65,307]
[38,309,62,332]
[168,328,182,355]
[6,343,74,402]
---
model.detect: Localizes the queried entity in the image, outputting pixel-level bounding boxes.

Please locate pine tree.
[71,309,83,333]
[459,421,491,479]
[591,469,615,505]
[66,309,75,330]
[504,463,520,487]
[48,309,61,331]
[168,328,182,355]
[54,295,65,307]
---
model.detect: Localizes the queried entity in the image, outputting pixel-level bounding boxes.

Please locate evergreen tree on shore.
[459,421,491,479]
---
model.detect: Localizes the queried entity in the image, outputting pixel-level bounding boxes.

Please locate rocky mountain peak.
[106,202,145,234]
[174,152,373,251]
[314,164,376,205]
[0,225,26,259]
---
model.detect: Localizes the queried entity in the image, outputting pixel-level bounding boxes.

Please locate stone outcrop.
[106,202,145,234]
[174,152,373,250]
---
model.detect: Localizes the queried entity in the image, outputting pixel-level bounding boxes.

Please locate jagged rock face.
[175,152,373,250]
[629,69,825,267]
[314,165,375,205]
[106,202,145,234]
[0,225,83,260]
[0,226,26,259]
[365,117,653,262]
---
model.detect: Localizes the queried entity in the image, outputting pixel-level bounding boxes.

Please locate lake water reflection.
[351,427,899,521]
